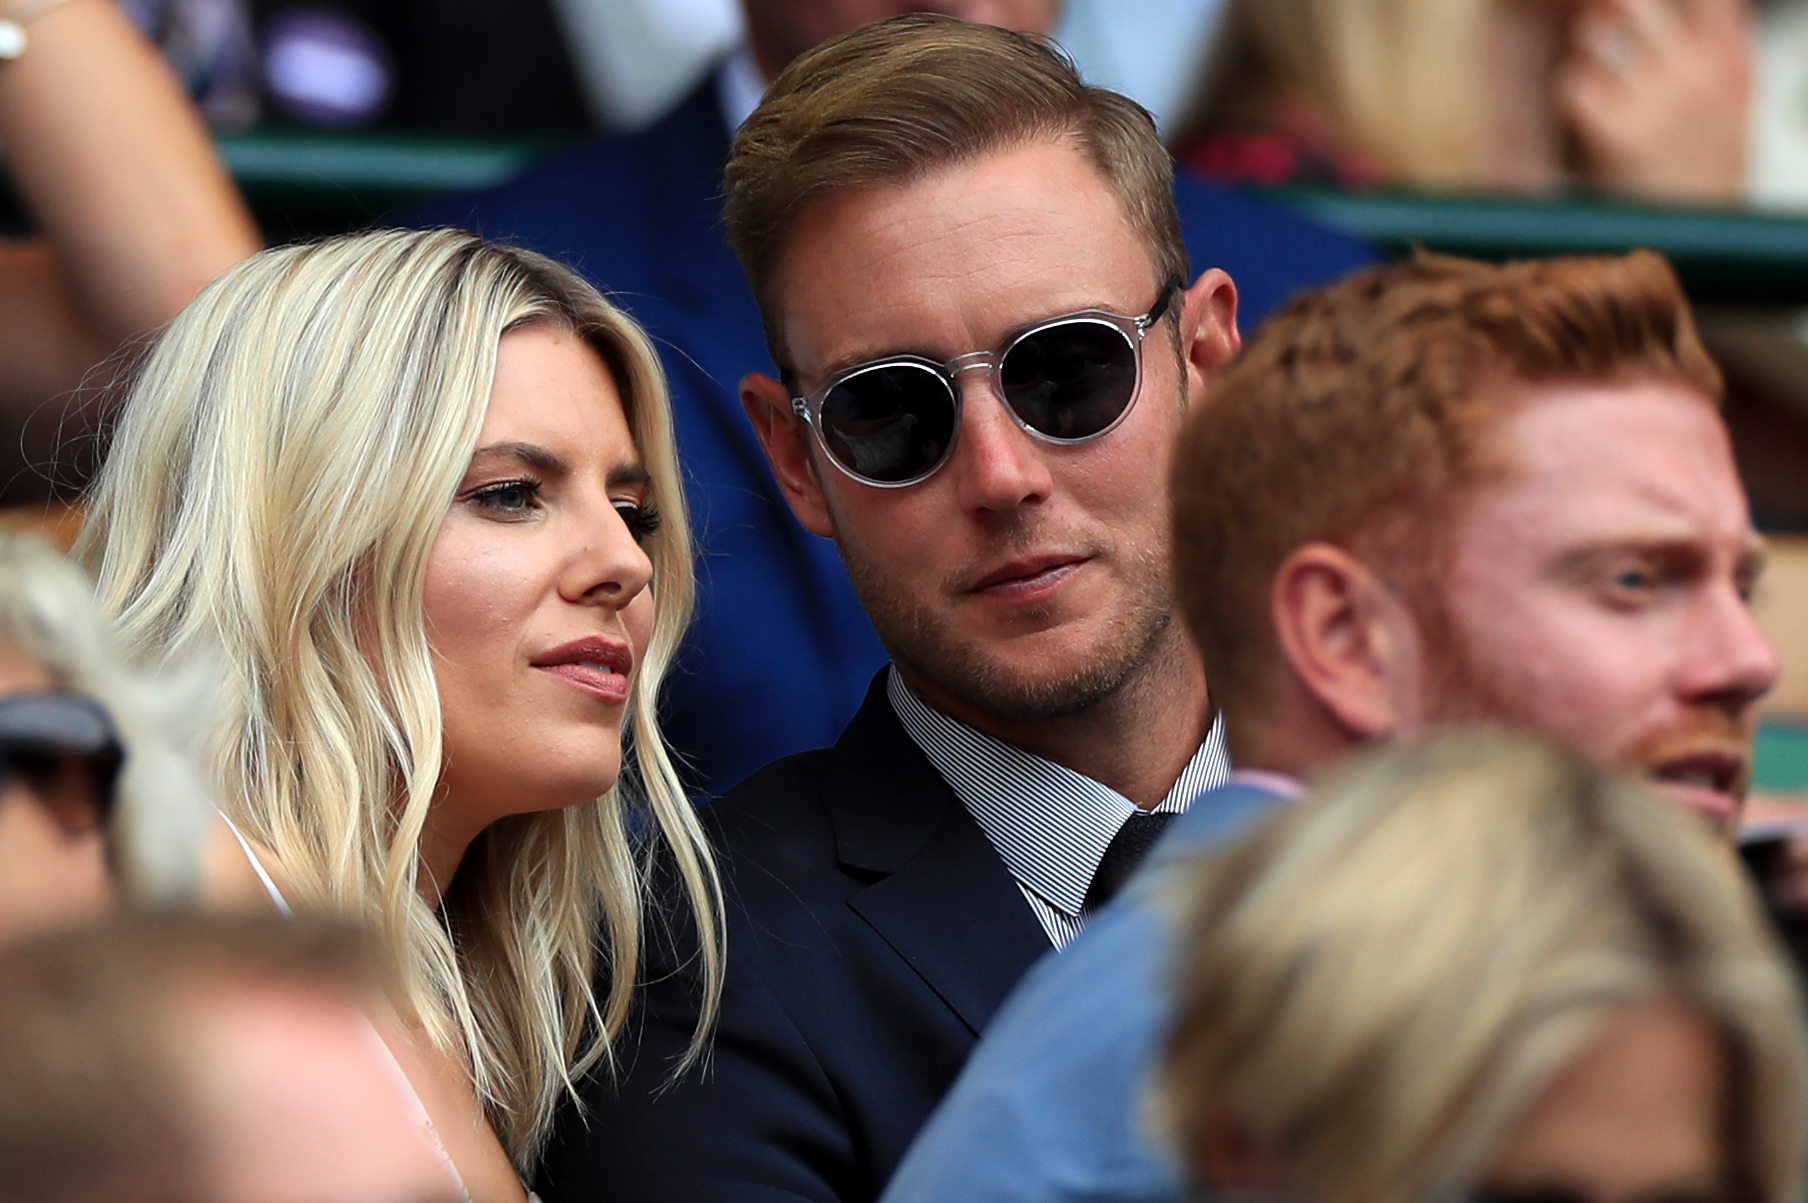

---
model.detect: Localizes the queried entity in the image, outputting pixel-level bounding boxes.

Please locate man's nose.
[1683,584,1782,712]
[945,370,1054,514]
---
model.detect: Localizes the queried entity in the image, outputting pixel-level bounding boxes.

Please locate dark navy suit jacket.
[409,77,1378,798]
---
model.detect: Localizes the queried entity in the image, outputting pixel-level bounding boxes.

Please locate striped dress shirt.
[887,671,1230,950]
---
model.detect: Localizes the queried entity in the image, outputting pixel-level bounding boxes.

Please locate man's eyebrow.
[802,301,1135,385]
[470,441,568,475]
[1550,538,1703,572]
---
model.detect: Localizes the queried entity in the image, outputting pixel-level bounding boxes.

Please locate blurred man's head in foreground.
[1160,730,1805,1203]
[1172,250,1775,831]
[0,913,460,1203]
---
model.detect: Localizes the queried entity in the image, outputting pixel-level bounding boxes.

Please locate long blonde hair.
[75,228,723,1167]
[1160,730,1806,1203]
[1188,0,1487,189]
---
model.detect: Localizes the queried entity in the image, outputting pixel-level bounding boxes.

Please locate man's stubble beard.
[835,510,1178,724]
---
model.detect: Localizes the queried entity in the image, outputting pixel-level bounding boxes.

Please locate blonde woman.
[1178,0,1752,204]
[76,228,723,1201]
[0,530,210,940]
[1161,730,1806,1203]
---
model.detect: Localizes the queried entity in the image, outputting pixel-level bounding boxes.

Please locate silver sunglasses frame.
[789,280,1179,489]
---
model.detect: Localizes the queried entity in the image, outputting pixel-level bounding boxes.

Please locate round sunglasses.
[788,277,1182,488]
[0,691,122,838]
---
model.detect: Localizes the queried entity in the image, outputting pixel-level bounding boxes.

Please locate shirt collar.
[887,669,1230,921]
[1226,767,1303,798]
[715,44,766,136]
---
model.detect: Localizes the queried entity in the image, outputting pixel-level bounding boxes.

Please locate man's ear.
[742,372,836,538]
[1270,542,1422,740]
[1178,268,1240,406]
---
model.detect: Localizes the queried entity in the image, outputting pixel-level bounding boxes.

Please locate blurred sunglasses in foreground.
[790,277,1181,487]
[0,692,122,837]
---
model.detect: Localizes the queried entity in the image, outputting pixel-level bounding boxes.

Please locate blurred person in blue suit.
[409,0,1377,797]
[883,249,1783,1203]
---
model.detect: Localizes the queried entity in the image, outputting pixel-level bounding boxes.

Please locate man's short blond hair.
[724,14,1189,368]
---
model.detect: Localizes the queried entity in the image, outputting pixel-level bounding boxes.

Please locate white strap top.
[219,813,476,1203]
[222,813,294,916]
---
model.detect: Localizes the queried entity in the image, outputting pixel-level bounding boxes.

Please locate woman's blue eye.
[472,479,541,513]
[615,501,662,544]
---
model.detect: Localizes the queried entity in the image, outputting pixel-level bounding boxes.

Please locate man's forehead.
[773,139,1157,372]
[1470,379,1753,551]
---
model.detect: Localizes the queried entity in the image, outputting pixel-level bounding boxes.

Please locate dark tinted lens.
[1,747,115,835]
[0,694,121,836]
[1000,320,1138,441]
[818,363,957,484]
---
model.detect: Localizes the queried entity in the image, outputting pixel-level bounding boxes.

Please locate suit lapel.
[822,676,1052,1036]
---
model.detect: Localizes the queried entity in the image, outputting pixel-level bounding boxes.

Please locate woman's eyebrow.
[608,463,652,490]
[470,441,568,475]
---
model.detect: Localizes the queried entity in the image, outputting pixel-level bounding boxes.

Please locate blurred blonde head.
[75,228,722,1167]
[1193,0,1487,189]
[1159,730,1805,1203]
[0,530,209,904]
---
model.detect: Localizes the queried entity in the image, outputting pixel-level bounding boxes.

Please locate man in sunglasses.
[535,15,1242,1203]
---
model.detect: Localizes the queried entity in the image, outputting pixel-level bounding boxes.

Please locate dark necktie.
[1084,812,1175,913]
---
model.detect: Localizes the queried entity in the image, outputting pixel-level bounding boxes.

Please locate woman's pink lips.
[537,661,631,704]
[531,635,634,705]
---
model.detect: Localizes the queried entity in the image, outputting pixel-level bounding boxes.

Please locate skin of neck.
[414,795,488,910]
[897,612,1214,810]
[1222,668,1367,784]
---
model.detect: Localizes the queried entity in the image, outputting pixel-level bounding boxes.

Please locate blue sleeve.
[881,893,1185,1203]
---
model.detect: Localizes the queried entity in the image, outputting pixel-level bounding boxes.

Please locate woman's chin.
[514,745,625,813]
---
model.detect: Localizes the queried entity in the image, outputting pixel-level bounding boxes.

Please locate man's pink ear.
[742,372,836,537]
[1269,543,1418,740]
[1180,269,1240,403]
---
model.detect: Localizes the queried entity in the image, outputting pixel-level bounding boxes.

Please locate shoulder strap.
[217,811,293,917]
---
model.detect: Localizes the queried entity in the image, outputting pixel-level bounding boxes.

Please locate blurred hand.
[1554,0,1752,204]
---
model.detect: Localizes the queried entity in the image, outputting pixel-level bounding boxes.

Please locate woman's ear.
[741,372,835,537]
[1270,542,1424,740]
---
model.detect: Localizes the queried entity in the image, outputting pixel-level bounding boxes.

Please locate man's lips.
[531,635,634,704]
[1646,747,1748,827]
[966,554,1089,599]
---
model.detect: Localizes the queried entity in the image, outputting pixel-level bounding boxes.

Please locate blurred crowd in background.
[91,0,1808,211]
[8,4,1808,1202]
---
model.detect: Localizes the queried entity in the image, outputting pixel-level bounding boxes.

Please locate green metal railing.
[7,130,1808,302]
[1274,189,1808,306]
[1758,722,1808,794]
